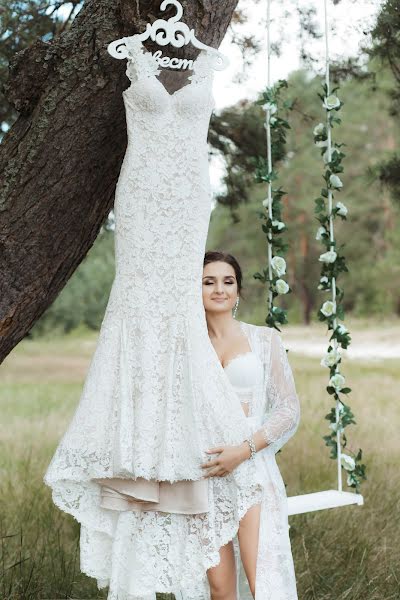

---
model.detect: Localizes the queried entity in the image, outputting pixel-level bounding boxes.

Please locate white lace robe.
[231,321,301,600]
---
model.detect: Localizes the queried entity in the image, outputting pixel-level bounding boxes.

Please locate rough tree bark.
[0,0,238,363]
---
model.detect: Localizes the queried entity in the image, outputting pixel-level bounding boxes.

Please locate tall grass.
[0,331,399,599]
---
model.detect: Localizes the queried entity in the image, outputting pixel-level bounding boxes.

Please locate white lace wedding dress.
[43,34,300,600]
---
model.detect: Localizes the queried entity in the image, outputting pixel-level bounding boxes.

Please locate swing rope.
[323,0,343,494]
[265,0,274,316]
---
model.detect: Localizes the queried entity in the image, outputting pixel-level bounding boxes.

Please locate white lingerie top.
[94,352,264,514]
[223,351,264,407]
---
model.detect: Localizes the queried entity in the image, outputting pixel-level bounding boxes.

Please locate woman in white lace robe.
[200,250,301,600]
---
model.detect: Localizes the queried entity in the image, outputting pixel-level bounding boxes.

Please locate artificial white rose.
[321,347,341,368]
[315,139,329,148]
[329,373,346,391]
[319,250,337,263]
[315,226,327,241]
[323,94,341,110]
[336,201,348,216]
[329,174,343,189]
[262,198,270,207]
[318,275,330,290]
[263,102,277,114]
[271,256,286,276]
[321,300,336,317]
[276,279,289,294]
[341,453,356,471]
[272,220,285,231]
[270,116,278,125]
[313,122,325,136]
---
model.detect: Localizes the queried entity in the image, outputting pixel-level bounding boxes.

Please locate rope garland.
[266,0,274,317]
[313,0,367,493]
[253,0,292,330]
[324,0,343,492]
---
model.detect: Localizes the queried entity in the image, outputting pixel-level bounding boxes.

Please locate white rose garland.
[253,76,292,330]
[313,18,366,492]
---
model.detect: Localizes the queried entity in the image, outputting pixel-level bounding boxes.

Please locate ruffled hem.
[43,309,269,597]
[44,470,264,598]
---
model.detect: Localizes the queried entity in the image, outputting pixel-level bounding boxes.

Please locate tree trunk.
[0,0,238,362]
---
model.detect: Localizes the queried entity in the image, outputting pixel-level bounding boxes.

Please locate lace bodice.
[122,35,216,117]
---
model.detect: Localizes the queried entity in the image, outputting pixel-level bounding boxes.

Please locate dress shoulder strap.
[124,35,161,84]
[187,51,215,86]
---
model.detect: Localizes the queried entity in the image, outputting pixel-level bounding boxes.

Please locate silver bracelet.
[245,436,256,461]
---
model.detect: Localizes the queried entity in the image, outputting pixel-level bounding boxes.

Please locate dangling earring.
[233,296,239,318]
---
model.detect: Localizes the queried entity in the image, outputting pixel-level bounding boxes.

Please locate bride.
[201,249,300,599]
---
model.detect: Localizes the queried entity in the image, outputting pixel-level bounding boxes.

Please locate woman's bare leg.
[237,502,261,599]
[206,540,237,600]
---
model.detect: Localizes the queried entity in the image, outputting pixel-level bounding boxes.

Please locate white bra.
[223,352,264,403]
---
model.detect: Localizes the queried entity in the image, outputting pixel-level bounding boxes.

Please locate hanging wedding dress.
[43,34,300,600]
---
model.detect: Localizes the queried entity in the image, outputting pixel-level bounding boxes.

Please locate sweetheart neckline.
[126,35,210,99]
[222,351,256,370]
[123,71,213,103]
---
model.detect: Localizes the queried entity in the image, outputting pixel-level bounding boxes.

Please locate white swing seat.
[287,489,364,516]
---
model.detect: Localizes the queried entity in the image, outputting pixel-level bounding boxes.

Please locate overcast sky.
[213,0,381,109]
[208,0,381,191]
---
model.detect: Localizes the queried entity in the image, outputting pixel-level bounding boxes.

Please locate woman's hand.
[200,443,251,478]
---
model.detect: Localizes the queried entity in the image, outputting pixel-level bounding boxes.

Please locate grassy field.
[1,327,399,599]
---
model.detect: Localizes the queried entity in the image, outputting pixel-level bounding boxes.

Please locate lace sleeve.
[261,328,300,454]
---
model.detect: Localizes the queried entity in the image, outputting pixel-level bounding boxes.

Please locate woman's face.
[202,261,239,315]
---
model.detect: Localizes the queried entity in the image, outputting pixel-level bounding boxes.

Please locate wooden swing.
[262,0,364,516]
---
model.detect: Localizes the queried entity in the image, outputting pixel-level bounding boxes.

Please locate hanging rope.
[313,0,366,493]
[253,0,292,330]
[324,0,343,493]
[265,0,274,316]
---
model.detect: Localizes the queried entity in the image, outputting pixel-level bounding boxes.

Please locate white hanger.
[107,0,229,71]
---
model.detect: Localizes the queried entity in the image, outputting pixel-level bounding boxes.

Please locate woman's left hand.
[200,444,249,478]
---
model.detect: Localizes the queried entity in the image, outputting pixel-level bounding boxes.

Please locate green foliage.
[313,71,367,492]
[249,80,293,330]
[209,94,288,217]
[366,0,400,204]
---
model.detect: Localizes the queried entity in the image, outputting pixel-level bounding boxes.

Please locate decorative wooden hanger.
[107,0,229,71]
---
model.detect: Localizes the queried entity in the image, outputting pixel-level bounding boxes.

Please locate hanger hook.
[160,0,183,23]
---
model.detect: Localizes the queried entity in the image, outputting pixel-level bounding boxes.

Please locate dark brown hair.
[203,250,244,297]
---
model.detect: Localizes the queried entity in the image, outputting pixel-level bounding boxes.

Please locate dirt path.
[282,321,400,360]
